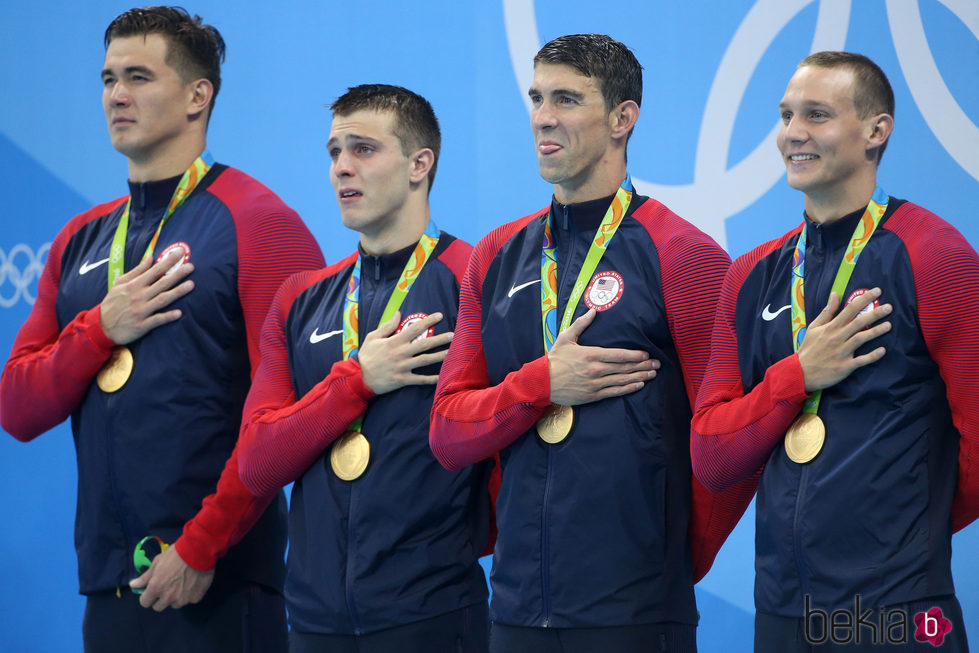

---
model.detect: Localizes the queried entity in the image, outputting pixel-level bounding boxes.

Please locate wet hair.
[331,84,442,190]
[534,33,643,111]
[799,51,895,161]
[105,6,225,118]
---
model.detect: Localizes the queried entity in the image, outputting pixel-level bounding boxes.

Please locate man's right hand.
[548,308,659,406]
[358,311,453,395]
[797,288,892,392]
[100,247,195,345]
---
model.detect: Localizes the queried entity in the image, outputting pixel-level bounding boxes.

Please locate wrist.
[90,305,121,350]
[173,536,215,573]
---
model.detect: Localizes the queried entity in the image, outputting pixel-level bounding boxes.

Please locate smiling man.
[430,34,756,652]
[691,52,978,651]
[0,6,323,652]
[236,84,493,653]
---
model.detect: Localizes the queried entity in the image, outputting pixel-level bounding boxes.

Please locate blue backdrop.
[1,1,976,650]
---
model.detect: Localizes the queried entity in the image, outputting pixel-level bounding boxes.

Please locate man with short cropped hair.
[236,84,492,653]
[691,51,977,651]
[0,6,323,652]
[430,33,755,653]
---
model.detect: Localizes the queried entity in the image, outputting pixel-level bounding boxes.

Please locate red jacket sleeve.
[175,177,326,571]
[884,206,979,532]
[1,201,123,441]
[639,205,758,581]
[430,216,553,471]
[235,260,377,497]
[690,234,810,499]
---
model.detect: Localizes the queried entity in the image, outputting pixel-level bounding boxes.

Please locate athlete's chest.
[736,231,919,386]
[56,196,239,328]
[482,220,671,372]
[286,265,458,398]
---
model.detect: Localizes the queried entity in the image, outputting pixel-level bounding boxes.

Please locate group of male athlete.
[2,5,975,653]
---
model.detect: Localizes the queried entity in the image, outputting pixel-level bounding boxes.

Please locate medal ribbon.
[541,176,633,352]
[107,151,214,290]
[790,186,888,415]
[342,219,441,432]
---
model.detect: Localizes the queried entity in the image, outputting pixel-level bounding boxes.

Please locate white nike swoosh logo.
[507,279,540,298]
[79,257,110,275]
[761,304,791,321]
[309,328,343,344]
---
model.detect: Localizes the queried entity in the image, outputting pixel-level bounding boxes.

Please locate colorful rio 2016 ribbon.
[97,151,214,396]
[535,176,633,445]
[540,175,633,352]
[107,151,214,291]
[341,219,441,433]
[791,186,888,438]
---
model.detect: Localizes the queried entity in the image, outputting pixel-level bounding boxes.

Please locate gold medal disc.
[96,346,134,393]
[536,405,575,444]
[330,431,370,480]
[784,413,826,464]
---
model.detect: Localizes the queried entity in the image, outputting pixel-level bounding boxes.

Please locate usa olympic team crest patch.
[583,271,624,312]
[397,312,434,342]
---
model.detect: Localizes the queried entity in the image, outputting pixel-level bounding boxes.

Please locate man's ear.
[187,78,213,121]
[408,148,435,185]
[609,100,639,141]
[866,112,893,156]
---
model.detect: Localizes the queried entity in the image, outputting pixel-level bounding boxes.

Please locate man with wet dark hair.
[431,34,755,653]
[104,5,225,119]
[1,6,323,652]
[692,51,977,651]
[329,83,442,190]
[237,84,492,653]
[533,32,643,141]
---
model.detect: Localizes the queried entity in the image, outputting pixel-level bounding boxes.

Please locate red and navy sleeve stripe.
[207,168,326,376]
[1,198,125,441]
[235,255,377,498]
[430,211,553,471]
[176,170,326,571]
[690,230,809,494]
[884,204,979,532]
[437,236,474,285]
[634,200,732,407]
[636,199,759,581]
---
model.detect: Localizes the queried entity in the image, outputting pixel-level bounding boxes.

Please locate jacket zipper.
[540,205,576,626]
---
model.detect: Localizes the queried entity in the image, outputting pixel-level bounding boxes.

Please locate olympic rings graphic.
[0,243,50,308]
[503,0,977,248]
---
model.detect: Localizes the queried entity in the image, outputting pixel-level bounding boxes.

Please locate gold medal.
[96,346,133,393]
[784,413,826,464]
[536,405,575,444]
[330,430,370,480]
